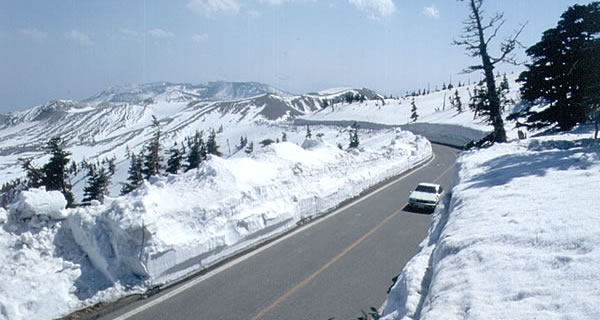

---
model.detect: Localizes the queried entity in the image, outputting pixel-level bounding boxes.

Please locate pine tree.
[142,116,163,179]
[186,131,204,172]
[453,90,463,113]
[83,167,111,205]
[238,136,247,149]
[121,152,143,195]
[166,142,184,174]
[498,74,511,109]
[41,137,75,207]
[469,82,491,121]
[260,139,274,147]
[516,3,600,131]
[82,167,97,205]
[20,158,43,189]
[349,122,360,148]
[345,92,354,104]
[107,157,116,175]
[245,142,254,155]
[206,129,222,157]
[410,98,419,122]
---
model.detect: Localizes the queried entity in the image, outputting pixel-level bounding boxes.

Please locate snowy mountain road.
[99,144,459,320]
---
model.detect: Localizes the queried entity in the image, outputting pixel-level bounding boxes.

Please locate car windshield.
[416,185,437,193]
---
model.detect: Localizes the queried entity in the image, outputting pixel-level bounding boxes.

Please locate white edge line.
[112,152,436,320]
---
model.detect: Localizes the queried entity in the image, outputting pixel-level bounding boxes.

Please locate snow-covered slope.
[382,127,600,320]
[0,92,300,188]
[82,81,292,105]
[0,82,384,190]
[302,74,522,144]
[0,128,431,320]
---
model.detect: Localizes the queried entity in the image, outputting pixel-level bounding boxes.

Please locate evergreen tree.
[166,142,184,174]
[142,115,163,179]
[410,98,419,122]
[453,90,464,113]
[345,92,354,104]
[83,167,111,205]
[245,142,254,155]
[82,167,97,205]
[121,152,143,195]
[206,129,222,157]
[582,40,600,139]
[107,157,116,175]
[498,74,511,108]
[238,136,247,149]
[516,3,600,131]
[186,131,204,172]
[469,82,496,122]
[349,122,360,148]
[20,158,43,189]
[41,137,75,207]
[260,139,275,147]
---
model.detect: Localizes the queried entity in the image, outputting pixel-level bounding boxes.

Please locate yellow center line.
[252,153,458,320]
[251,206,406,320]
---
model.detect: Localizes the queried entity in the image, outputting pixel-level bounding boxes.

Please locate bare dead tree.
[454,0,525,143]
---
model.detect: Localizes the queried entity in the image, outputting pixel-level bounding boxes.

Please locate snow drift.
[68,133,431,286]
[382,130,600,320]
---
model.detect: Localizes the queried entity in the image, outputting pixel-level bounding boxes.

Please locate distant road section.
[100,144,459,320]
[295,119,488,148]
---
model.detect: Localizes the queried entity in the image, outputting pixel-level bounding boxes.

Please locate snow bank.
[9,188,68,220]
[0,188,140,320]
[68,131,431,287]
[0,128,430,320]
[382,131,600,320]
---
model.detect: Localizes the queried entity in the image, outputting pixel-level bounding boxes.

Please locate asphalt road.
[100,144,459,320]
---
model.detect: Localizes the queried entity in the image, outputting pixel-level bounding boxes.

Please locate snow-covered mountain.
[82,81,293,105]
[0,82,383,187]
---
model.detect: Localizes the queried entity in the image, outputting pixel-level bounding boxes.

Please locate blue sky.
[0,0,594,112]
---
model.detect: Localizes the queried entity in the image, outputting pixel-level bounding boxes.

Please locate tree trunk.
[470,0,507,143]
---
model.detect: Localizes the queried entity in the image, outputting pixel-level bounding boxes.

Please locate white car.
[408,183,443,210]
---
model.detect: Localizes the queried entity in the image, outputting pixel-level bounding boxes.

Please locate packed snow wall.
[67,132,432,287]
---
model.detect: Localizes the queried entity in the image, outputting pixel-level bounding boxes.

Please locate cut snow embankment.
[68,132,431,286]
[382,132,600,320]
[0,128,431,320]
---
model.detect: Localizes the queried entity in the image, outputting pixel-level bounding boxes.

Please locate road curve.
[99,144,460,320]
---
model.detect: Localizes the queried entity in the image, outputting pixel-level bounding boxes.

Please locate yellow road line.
[251,206,406,320]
